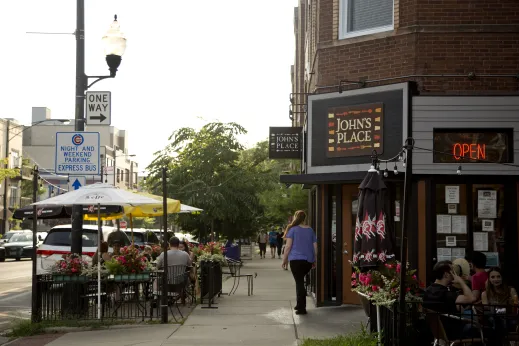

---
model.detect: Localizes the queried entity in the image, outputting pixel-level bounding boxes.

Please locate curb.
[44,323,176,333]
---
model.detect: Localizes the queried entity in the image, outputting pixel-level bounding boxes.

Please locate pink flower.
[371,285,379,291]
[396,264,401,273]
[71,268,78,273]
[351,273,356,279]
[412,275,417,280]
[351,280,357,287]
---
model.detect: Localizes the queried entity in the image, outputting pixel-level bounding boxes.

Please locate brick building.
[284,0,519,307]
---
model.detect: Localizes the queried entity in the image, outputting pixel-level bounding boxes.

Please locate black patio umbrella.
[12,204,124,220]
[353,166,395,268]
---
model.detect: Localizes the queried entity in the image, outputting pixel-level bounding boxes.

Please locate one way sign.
[86,91,111,125]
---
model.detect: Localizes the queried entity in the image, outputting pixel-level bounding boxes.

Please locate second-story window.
[339,0,394,39]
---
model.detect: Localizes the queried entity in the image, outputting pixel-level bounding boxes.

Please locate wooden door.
[342,185,360,305]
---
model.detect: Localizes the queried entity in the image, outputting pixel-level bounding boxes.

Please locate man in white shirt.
[257,231,268,259]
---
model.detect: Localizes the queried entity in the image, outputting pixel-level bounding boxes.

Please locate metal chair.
[224,258,256,296]
[424,308,485,346]
[153,265,189,322]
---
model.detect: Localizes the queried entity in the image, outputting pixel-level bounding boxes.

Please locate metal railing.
[35,271,197,322]
[372,301,519,345]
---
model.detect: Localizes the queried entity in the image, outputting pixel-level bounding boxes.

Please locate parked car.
[36,224,131,274]
[151,229,175,242]
[124,229,160,247]
[1,231,35,261]
[0,230,32,245]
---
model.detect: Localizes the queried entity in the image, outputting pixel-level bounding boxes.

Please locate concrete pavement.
[29,254,366,345]
[0,260,32,332]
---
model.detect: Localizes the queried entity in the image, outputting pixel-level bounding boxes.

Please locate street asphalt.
[0,259,32,332]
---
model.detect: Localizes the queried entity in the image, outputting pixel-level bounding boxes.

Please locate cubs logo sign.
[87,205,95,213]
[37,209,43,217]
[72,134,84,146]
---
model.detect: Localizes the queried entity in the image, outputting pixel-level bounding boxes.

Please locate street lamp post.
[2,119,70,234]
[71,1,126,256]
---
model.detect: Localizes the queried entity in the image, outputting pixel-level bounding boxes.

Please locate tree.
[147,122,266,241]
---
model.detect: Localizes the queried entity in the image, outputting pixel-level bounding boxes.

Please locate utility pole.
[71,0,86,256]
[161,166,168,323]
[2,120,9,235]
[31,166,39,323]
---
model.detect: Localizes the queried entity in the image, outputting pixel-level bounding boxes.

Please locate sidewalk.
[24,255,365,346]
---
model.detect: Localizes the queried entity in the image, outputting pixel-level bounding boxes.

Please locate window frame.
[338,0,395,40]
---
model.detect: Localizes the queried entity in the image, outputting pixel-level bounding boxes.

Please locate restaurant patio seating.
[424,308,485,346]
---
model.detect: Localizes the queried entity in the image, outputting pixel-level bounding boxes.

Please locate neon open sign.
[433,130,512,163]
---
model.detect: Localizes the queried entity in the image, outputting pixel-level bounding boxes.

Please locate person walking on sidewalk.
[276,230,284,259]
[282,210,317,315]
[268,228,278,259]
[257,231,268,259]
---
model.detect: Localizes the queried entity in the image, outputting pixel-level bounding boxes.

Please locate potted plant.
[193,242,227,300]
[50,254,90,282]
[104,246,153,281]
[351,261,424,307]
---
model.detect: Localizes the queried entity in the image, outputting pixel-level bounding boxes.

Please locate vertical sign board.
[86,91,111,125]
[55,132,100,175]
[269,127,302,159]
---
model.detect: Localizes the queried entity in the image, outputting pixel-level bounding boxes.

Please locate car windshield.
[146,231,159,244]
[125,232,144,243]
[44,228,98,247]
[4,232,16,241]
[9,233,32,242]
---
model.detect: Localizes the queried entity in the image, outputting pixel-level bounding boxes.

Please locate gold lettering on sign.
[326,103,384,158]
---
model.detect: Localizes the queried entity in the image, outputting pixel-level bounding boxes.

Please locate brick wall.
[308,0,519,94]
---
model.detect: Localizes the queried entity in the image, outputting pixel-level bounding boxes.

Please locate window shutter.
[348,0,393,32]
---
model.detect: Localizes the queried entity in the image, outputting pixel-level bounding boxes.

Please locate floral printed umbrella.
[352,166,395,268]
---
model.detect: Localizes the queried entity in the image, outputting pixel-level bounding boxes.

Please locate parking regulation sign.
[55,132,100,175]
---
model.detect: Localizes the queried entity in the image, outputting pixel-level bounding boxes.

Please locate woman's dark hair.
[432,260,452,280]
[181,240,190,254]
[284,210,307,236]
[485,267,511,303]
[100,241,108,253]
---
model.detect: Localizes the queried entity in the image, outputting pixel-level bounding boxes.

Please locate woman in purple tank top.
[282,210,317,315]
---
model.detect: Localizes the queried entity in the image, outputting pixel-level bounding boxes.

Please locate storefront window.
[434,183,506,268]
[435,184,469,262]
[330,194,337,301]
[472,184,505,268]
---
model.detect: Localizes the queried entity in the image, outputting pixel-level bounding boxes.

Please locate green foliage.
[122,216,157,229]
[0,158,21,182]
[21,179,46,199]
[146,122,308,241]
[301,326,378,346]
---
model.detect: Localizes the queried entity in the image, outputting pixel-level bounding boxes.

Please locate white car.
[36,224,131,275]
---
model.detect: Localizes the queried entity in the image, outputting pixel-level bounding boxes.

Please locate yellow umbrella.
[84,193,181,244]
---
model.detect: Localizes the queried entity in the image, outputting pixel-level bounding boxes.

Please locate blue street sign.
[68,176,86,192]
[72,179,82,190]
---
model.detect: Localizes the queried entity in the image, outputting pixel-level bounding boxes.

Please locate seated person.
[470,252,488,304]
[423,261,476,340]
[92,241,111,266]
[156,237,192,269]
[482,267,518,336]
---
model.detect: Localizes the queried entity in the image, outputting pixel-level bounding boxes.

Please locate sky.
[0,0,297,173]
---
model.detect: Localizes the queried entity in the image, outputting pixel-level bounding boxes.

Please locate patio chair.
[153,265,189,322]
[223,258,256,296]
[424,308,485,346]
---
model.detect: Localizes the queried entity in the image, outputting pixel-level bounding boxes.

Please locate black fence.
[373,301,519,345]
[35,269,197,322]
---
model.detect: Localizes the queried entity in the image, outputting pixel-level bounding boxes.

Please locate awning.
[279,171,369,185]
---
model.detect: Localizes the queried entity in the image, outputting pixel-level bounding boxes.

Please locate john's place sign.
[327,103,384,158]
[269,127,302,159]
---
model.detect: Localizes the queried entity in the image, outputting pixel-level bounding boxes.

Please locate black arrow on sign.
[90,114,107,122]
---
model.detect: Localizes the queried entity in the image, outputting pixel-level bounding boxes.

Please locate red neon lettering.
[452,143,486,161]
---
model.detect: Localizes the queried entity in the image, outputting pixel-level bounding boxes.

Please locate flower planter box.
[53,275,88,282]
[110,272,151,281]
[200,261,222,301]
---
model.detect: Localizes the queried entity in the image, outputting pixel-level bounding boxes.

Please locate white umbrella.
[32,183,160,206]
[31,182,161,320]
[179,204,203,213]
